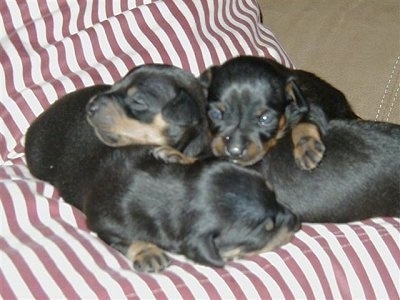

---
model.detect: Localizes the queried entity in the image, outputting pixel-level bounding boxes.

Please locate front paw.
[151,146,197,164]
[126,241,171,273]
[294,136,325,170]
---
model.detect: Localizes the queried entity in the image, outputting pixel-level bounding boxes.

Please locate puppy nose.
[227,144,243,157]
[225,138,245,158]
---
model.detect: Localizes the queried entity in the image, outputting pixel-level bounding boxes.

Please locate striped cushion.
[1,1,398,299]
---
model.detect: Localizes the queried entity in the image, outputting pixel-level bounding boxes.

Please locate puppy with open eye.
[25,64,299,272]
[200,56,358,169]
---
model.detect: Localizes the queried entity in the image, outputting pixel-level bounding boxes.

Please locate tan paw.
[151,146,197,164]
[126,241,171,273]
[294,136,325,170]
[291,122,325,171]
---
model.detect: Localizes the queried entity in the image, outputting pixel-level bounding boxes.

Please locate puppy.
[84,149,299,272]
[259,118,400,222]
[26,64,210,197]
[85,64,210,164]
[25,64,299,272]
[201,55,358,169]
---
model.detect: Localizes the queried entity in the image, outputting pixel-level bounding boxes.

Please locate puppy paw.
[294,136,325,170]
[151,146,197,164]
[291,122,325,171]
[126,241,171,273]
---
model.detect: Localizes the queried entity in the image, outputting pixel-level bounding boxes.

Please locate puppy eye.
[258,112,273,127]
[208,108,223,121]
[128,96,148,112]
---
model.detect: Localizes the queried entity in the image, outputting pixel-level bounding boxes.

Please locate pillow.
[0,1,398,299]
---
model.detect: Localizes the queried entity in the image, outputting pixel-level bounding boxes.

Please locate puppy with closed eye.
[85,149,299,272]
[85,64,210,164]
[26,64,210,197]
[201,55,358,169]
[25,64,299,272]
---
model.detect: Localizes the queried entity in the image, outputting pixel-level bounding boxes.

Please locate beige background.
[259,0,399,124]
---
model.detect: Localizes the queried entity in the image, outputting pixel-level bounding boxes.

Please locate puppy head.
[86,64,209,156]
[183,163,300,267]
[201,56,308,166]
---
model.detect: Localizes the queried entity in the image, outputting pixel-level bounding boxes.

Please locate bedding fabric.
[0,1,399,299]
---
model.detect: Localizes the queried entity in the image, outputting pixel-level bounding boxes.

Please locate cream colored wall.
[259,0,399,123]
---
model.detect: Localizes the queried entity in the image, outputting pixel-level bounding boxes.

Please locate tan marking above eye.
[216,103,226,112]
[127,86,138,97]
[256,108,269,117]
[265,219,275,231]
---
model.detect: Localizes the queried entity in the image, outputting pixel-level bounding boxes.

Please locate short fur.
[26,64,210,186]
[84,149,299,271]
[25,64,299,272]
[25,64,210,206]
[201,56,358,169]
[259,119,400,222]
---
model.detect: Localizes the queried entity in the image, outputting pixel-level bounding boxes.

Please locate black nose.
[225,137,246,158]
[227,144,244,157]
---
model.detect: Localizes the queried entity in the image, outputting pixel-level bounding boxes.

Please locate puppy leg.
[126,241,171,273]
[151,145,197,164]
[291,122,325,170]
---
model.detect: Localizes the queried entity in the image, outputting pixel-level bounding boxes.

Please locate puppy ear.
[161,90,201,126]
[199,66,219,96]
[184,233,225,268]
[285,78,310,114]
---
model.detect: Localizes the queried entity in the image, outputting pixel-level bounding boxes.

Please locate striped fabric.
[0,1,398,299]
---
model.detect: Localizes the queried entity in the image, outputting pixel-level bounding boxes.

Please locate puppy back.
[25,85,110,182]
[263,120,400,222]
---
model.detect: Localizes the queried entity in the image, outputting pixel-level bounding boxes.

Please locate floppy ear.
[198,66,219,98]
[161,90,201,126]
[184,233,225,268]
[285,78,310,114]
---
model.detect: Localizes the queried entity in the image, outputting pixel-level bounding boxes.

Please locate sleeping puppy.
[201,55,358,169]
[85,64,210,164]
[259,118,400,222]
[26,64,210,193]
[25,63,299,272]
[84,149,299,272]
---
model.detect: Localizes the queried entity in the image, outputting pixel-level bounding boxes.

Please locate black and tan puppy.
[259,118,400,222]
[26,64,211,207]
[26,64,210,184]
[201,55,358,169]
[85,64,210,164]
[25,64,299,272]
[84,149,299,272]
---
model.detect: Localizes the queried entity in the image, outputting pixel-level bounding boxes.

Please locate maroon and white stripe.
[1,0,399,299]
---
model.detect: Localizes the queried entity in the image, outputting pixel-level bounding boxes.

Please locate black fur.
[25,64,299,272]
[25,64,210,207]
[201,55,358,169]
[260,119,400,222]
[202,55,398,222]
[84,149,298,269]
